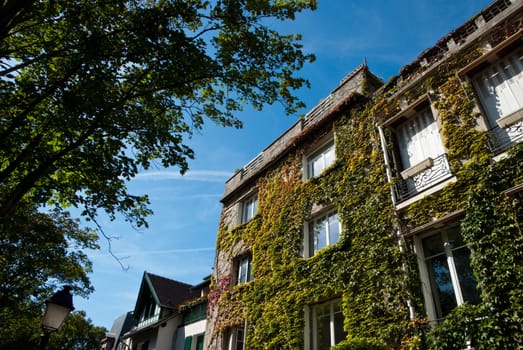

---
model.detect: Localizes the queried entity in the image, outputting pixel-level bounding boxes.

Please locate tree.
[0,0,316,229]
[0,203,102,348]
[47,311,107,350]
[0,307,106,350]
[0,205,97,308]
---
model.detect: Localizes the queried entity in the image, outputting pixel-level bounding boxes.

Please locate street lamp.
[39,286,75,349]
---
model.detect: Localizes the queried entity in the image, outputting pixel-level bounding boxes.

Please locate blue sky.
[74,0,494,329]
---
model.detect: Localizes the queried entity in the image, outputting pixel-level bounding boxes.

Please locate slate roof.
[105,311,136,350]
[145,271,199,309]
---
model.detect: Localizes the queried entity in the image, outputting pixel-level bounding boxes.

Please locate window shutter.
[397,108,444,169]
[184,336,192,350]
[473,49,523,126]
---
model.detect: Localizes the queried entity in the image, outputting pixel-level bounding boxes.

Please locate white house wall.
[174,319,207,350]
[155,317,181,350]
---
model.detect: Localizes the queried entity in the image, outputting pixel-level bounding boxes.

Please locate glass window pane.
[242,196,258,223]
[422,234,445,257]
[307,142,335,178]
[195,335,204,350]
[247,259,253,282]
[238,259,247,284]
[328,213,340,246]
[324,144,335,168]
[236,328,244,350]
[333,308,346,344]
[453,246,481,305]
[312,301,345,349]
[317,311,331,350]
[446,226,465,249]
[312,156,323,177]
[313,219,327,253]
[426,254,457,319]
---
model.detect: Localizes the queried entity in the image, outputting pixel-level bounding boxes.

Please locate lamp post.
[39,286,75,350]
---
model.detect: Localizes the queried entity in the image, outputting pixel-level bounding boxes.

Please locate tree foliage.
[0,203,99,348]
[0,0,316,227]
[0,205,97,307]
[0,307,106,350]
[0,0,315,335]
[47,310,107,350]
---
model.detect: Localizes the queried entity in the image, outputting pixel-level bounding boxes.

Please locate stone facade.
[207,1,523,349]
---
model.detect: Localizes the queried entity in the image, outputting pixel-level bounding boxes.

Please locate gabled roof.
[133,271,200,315]
[105,312,136,350]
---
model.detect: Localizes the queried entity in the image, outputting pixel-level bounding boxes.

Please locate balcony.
[137,312,160,329]
[394,153,453,202]
[488,113,523,154]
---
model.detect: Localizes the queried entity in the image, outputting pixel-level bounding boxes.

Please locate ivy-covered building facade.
[205,1,523,349]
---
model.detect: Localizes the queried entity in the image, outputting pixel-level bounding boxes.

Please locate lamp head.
[41,286,75,331]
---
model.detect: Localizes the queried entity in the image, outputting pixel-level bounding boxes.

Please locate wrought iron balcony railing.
[394,153,453,202]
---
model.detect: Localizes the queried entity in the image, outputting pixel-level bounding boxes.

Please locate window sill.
[496,108,523,128]
[400,158,434,179]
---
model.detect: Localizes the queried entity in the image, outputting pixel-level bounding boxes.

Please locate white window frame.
[303,210,341,258]
[241,194,258,223]
[236,256,253,285]
[471,47,523,129]
[306,299,346,350]
[395,105,445,174]
[226,323,246,350]
[305,139,335,179]
[413,225,480,323]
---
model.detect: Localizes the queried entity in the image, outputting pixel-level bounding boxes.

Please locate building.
[206,0,523,349]
[101,312,136,350]
[118,272,209,350]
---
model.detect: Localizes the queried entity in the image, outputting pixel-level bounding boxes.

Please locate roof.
[133,272,200,315]
[106,312,136,350]
[221,63,380,202]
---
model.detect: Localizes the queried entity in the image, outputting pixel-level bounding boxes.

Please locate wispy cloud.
[89,246,216,258]
[134,170,232,182]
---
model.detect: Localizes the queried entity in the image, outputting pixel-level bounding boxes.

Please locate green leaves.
[0,0,315,228]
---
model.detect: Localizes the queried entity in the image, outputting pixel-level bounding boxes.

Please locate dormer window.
[137,295,160,328]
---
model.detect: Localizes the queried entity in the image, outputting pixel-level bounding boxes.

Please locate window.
[414,226,481,322]
[237,256,253,285]
[472,47,523,149]
[241,194,258,223]
[226,326,246,350]
[195,335,204,350]
[304,211,341,257]
[140,340,150,350]
[183,334,204,350]
[396,106,445,171]
[473,47,523,126]
[137,296,160,328]
[310,299,346,350]
[184,337,192,350]
[306,140,335,178]
[385,100,452,200]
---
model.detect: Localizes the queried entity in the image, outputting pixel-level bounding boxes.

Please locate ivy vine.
[209,32,523,350]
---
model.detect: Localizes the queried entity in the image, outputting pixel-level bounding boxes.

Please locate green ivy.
[210,37,523,349]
